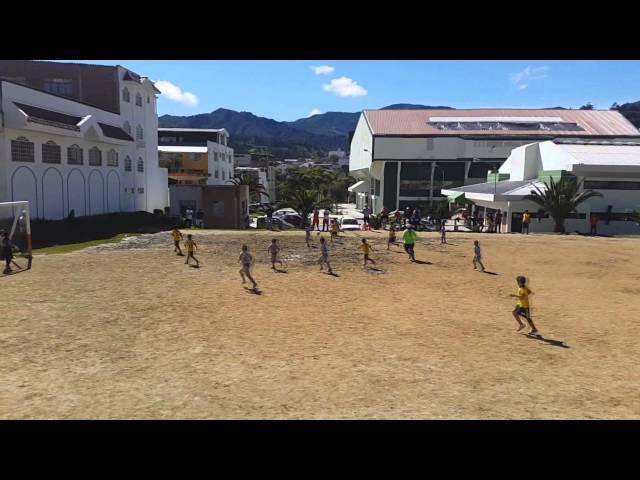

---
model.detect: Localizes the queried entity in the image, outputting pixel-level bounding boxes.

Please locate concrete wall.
[348,114,373,171]
[169,184,249,229]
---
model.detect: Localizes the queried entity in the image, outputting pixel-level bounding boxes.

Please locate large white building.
[0,61,168,219]
[443,140,640,234]
[349,108,640,213]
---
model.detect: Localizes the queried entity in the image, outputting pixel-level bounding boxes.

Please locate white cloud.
[310,65,335,75]
[309,108,322,116]
[510,66,549,90]
[323,76,368,97]
[154,80,199,107]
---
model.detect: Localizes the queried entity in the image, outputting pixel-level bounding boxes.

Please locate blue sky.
[66,60,640,121]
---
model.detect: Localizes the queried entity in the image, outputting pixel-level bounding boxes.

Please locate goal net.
[0,201,33,270]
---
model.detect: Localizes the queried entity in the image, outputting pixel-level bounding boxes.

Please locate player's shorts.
[271,255,278,263]
[174,240,180,248]
[242,264,251,273]
[513,306,529,317]
[404,243,415,253]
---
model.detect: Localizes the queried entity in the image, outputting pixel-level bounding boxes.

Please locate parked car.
[339,216,361,232]
[273,208,299,218]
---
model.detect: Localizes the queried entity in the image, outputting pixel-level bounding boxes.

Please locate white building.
[442,140,640,234]
[234,166,273,204]
[0,62,168,219]
[349,108,640,213]
[158,128,234,186]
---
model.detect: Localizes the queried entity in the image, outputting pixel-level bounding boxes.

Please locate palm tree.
[227,173,269,203]
[283,189,332,227]
[525,177,603,233]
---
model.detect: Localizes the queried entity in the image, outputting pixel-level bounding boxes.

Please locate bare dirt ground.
[2,228,640,419]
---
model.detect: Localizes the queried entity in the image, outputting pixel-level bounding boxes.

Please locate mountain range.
[158,102,640,159]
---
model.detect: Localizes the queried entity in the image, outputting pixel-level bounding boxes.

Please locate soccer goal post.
[0,201,33,270]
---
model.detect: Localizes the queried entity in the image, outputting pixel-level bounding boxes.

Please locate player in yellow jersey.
[359,238,376,266]
[330,220,339,242]
[510,276,538,334]
[184,234,199,266]
[171,227,183,256]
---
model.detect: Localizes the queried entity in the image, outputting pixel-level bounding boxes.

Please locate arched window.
[137,157,144,172]
[136,125,144,140]
[122,87,130,103]
[67,144,83,165]
[124,156,132,172]
[147,96,150,104]
[107,149,119,167]
[135,92,142,106]
[123,121,131,135]
[11,136,34,162]
[222,170,226,181]
[42,140,61,164]
[89,146,102,166]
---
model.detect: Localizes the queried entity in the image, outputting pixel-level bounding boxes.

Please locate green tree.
[282,189,332,227]
[579,102,594,110]
[524,177,603,233]
[227,173,270,203]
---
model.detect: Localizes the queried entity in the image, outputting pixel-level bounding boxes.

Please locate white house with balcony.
[0,63,168,219]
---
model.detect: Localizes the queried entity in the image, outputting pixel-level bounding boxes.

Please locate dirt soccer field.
[2,229,640,419]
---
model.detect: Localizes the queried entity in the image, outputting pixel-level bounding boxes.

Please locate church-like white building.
[0,61,168,219]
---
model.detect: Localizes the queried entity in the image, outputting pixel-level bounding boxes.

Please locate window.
[107,149,119,167]
[214,152,218,162]
[42,141,61,164]
[67,144,83,165]
[89,147,102,166]
[135,92,142,106]
[124,156,132,172]
[136,125,144,140]
[137,157,144,172]
[123,121,131,135]
[222,170,226,181]
[228,154,232,163]
[124,187,127,193]
[147,96,150,104]
[229,170,232,179]
[214,170,219,179]
[11,137,34,162]
[138,187,144,194]
[122,87,130,102]
[399,162,431,197]
[584,180,640,190]
[44,78,73,96]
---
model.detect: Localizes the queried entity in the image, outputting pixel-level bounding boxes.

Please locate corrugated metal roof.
[446,180,536,195]
[364,109,640,137]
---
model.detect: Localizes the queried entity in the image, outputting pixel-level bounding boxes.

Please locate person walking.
[322,209,330,232]
[362,206,371,228]
[495,211,503,234]
[522,210,531,235]
[590,214,599,235]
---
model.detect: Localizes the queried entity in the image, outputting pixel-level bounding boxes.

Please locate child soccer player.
[440,222,447,244]
[330,220,339,242]
[318,237,333,274]
[472,240,485,272]
[268,239,283,270]
[387,225,397,250]
[305,224,312,248]
[239,244,258,289]
[510,276,539,335]
[171,227,184,256]
[360,238,376,266]
[184,234,199,266]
